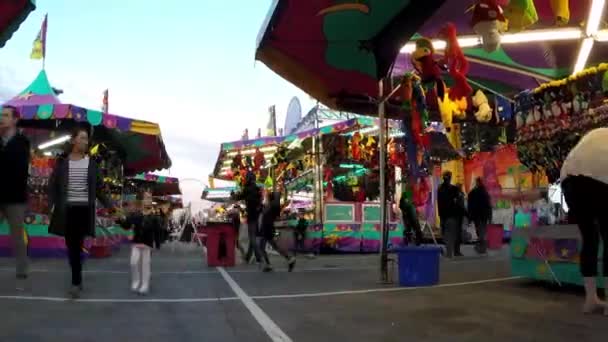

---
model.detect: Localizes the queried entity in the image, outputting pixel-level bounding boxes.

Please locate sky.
[0,0,316,210]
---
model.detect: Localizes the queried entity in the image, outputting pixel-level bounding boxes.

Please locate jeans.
[474,219,488,254]
[257,236,290,266]
[442,217,461,258]
[562,175,608,277]
[0,204,28,277]
[245,220,261,262]
[65,205,88,286]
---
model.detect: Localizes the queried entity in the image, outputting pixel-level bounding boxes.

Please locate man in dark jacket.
[399,189,423,246]
[0,106,30,289]
[467,177,492,254]
[437,171,463,258]
[232,172,262,263]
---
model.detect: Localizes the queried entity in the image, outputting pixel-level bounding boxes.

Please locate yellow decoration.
[130,121,161,135]
[438,90,467,127]
[550,0,569,26]
[504,0,538,31]
[472,90,493,123]
[533,63,608,94]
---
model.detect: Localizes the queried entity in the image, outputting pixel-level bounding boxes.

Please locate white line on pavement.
[0,276,522,303]
[251,276,523,300]
[217,267,293,342]
[0,295,239,303]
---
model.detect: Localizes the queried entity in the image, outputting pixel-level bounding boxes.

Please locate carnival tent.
[3,70,171,174]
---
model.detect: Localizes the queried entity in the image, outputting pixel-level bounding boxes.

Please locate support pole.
[378,80,390,283]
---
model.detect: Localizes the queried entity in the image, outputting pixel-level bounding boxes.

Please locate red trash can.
[486,224,504,250]
[202,223,236,267]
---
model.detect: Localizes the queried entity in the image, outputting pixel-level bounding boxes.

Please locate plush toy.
[411,37,446,101]
[550,0,570,26]
[350,132,362,161]
[472,89,493,122]
[253,148,265,171]
[439,23,472,101]
[471,0,508,52]
[504,0,538,31]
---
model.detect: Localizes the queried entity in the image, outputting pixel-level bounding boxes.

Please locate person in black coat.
[467,177,492,254]
[399,190,423,246]
[232,172,262,263]
[257,192,295,272]
[437,171,463,258]
[0,106,31,289]
[116,191,162,295]
[48,127,111,298]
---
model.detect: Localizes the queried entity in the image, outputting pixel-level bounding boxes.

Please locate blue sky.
[0,0,315,207]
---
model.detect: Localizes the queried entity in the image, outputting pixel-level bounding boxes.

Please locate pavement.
[0,244,606,342]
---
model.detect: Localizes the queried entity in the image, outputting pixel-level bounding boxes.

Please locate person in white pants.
[117,191,162,295]
[130,245,152,294]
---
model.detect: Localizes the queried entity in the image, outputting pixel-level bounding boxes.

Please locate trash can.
[395,246,441,287]
[486,224,504,250]
[202,222,236,267]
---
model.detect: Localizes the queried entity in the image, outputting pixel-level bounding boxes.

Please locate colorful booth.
[0,69,171,258]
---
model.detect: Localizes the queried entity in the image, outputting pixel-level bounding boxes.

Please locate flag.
[30,14,48,60]
[266,105,277,136]
[102,89,109,114]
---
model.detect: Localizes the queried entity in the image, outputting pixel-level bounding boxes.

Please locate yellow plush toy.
[550,0,570,26]
[473,89,493,123]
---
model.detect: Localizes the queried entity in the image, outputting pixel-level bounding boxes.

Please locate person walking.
[437,171,463,258]
[294,212,308,254]
[48,127,111,299]
[560,128,608,315]
[232,172,262,264]
[398,189,423,246]
[228,204,246,258]
[468,177,492,255]
[258,192,296,272]
[0,105,31,290]
[116,190,162,295]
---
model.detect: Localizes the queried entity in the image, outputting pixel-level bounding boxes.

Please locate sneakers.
[287,257,296,272]
[68,285,81,299]
[16,274,28,291]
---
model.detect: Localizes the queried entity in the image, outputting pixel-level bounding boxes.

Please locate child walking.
[117,191,162,295]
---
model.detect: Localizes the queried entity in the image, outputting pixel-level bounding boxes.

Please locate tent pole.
[378,79,390,283]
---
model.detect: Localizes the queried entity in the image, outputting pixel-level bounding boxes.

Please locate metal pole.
[378,80,390,283]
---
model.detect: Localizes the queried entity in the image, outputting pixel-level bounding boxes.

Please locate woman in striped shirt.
[48,127,111,299]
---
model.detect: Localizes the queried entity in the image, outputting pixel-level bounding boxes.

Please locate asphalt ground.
[0,244,605,342]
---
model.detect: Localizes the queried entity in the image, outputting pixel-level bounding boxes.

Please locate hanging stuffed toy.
[323,168,334,200]
[439,23,472,101]
[473,89,493,122]
[471,0,508,52]
[504,0,538,31]
[231,152,243,170]
[350,132,362,161]
[388,138,399,166]
[411,37,446,121]
[550,0,570,26]
[253,148,265,171]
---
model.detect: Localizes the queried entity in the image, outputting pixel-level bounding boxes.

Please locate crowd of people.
[437,171,492,258]
[231,173,296,273]
[2,104,608,313]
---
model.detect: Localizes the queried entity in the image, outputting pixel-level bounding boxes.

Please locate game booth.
[0,69,172,258]
[510,64,608,288]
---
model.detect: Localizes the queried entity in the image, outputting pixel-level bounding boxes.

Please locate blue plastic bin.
[395,246,441,287]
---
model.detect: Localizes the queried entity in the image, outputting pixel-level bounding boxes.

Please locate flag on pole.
[102,89,109,114]
[30,14,48,60]
[266,105,277,136]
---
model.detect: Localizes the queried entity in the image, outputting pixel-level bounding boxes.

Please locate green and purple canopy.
[2,70,171,175]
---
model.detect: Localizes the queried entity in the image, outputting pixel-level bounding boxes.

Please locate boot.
[583,277,605,314]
